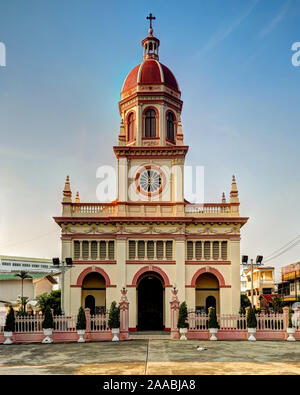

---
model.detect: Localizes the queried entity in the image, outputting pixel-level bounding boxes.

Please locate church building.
[54,17,248,331]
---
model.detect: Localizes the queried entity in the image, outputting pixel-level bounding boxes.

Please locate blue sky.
[0,0,299,279]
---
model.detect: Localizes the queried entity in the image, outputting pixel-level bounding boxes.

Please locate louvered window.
[221,241,228,260]
[138,241,145,259]
[100,241,106,259]
[147,241,154,259]
[74,241,80,260]
[108,241,115,260]
[187,241,193,260]
[195,242,202,260]
[156,241,164,259]
[82,241,89,260]
[166,241,173,259]
[91,241,98,260]
[129,241,136,259]
[204,241,211,260]
[213,241,219,260]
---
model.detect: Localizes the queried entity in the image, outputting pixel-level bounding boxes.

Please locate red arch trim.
[76,267,111,287]
[131,266,171,287]
[190,267,226,288]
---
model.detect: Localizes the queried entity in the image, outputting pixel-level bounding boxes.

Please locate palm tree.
[15,271,32,313]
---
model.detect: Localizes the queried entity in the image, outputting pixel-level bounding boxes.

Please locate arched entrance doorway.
[137,272,164,331]
[81,272,106,315]
[195,273,220,314]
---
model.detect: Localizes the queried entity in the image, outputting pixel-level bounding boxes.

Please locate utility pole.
[242,255,263,308]
[52,257,73,315]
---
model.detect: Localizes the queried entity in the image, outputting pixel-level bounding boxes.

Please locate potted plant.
[3,307,15,345]
[247,306,257,341]
[287,308,296,342]
[76,306,87,343]
[108,301,120,341]
[177,302,189,340]
[208,307,219,341]
[42,306,54,344]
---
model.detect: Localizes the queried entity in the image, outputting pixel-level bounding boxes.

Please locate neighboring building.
[278,262,300,305]
[54,20,248,330]
[0,272,58,307]
[0,255,57,274]
[245,266,275,308]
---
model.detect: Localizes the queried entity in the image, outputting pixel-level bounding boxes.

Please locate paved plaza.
[0,340,299,375]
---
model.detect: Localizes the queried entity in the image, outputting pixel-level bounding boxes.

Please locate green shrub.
[208,307,219,329]
[42,306,54,329]
[76,307,87,330]
[246,306,257,329]
[108,301,120,329]
[37,290,61,315]
[4,307,15,332]
[288,308,293,328]
[177,302,189,329]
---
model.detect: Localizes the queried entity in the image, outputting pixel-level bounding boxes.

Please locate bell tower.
[114,15,188,205]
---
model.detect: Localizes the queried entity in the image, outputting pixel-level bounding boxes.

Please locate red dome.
[122,59,179,93]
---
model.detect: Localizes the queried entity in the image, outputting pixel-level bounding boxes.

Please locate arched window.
[127,113,135,141]
[145,109,156,138]
[166,112,175,141]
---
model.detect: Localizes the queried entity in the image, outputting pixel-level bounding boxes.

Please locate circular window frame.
[135,165,166,197]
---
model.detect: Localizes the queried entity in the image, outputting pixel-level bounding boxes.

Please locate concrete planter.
[111,328,120,342]
[248,328,256,341]
[42,328,53,344]
[77,329,86,343]
[287,327,296,342]
[179,328,188,340]
[209,328,218,341]
[3,331,13,345]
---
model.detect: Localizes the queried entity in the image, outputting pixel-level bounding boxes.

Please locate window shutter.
[138,241,145,259]
[74,241,80,260]
[100,241,106,259]
[221,241,227,260]
[195,242,202,260]
[204,241,210,260]
[91,241,98,260]
[213,241,219,260]
[166,241,173,259]
[147,241,154,259]
[187,241,193,260]
[156,241,163,259]
[82,241,89,260]
[108,241,114,260]
[129,241,136,259]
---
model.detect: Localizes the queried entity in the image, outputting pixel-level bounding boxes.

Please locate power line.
[264,238,300,263]
[0,230,58,249]
[264,235,300,260]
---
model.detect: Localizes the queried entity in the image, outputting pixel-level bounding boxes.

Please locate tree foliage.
[42,306,54,329]
[37,290,61,315]
[208,307,219,329]
[246,306,257,329]
[76,306,87,330]
[108,301,120,329]
[177,302,189,329]
[4,307,15,332]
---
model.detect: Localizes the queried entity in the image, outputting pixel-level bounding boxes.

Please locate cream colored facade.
[54,24,248,330]
[245,267,275,308]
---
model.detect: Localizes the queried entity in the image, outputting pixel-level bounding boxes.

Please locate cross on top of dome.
[142,13,159,60]
[146,13,156,36]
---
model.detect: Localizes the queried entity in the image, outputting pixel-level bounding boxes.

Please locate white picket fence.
[188,311,284,332]
[1,312,109,333]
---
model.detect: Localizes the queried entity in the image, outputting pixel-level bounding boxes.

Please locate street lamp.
[52,257,73,315]
[241,255,264,307]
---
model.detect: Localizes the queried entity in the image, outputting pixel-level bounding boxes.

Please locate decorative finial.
[222,192,226,204]
[146,13,156,36]
[63,175,72,203]
[230,174,239,203]
[75,191,80,203]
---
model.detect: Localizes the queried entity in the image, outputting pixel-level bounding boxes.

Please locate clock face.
[135,165,165,197]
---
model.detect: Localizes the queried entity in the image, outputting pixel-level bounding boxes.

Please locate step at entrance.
[129,331,170,340]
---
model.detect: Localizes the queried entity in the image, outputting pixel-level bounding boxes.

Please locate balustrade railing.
[185,204,231,214]
[187,312,285,332]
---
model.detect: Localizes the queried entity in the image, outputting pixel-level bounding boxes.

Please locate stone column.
[230,239,241,314]
[119,288,130,340]
[116,236,127,296]
[170,288,180,339]
[175,238,185,303]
